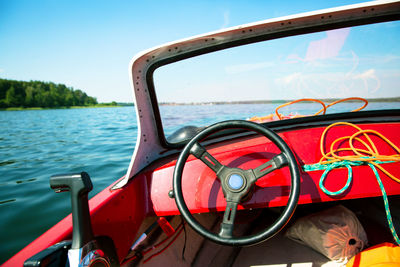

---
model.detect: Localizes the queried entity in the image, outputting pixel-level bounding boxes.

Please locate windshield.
[154,21,400,141]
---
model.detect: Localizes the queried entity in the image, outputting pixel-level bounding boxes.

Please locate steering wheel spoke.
[218,201,238,238]
[252,153,288,180]
[190,142,224,174]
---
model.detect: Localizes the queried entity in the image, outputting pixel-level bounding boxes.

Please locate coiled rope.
[303,122,400,245]
[275,97,368,120]
[249,97,368,122]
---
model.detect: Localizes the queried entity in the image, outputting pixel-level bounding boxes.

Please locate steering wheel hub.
[227,174,245,190]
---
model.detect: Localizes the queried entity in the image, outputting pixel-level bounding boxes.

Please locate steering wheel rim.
[173,120,300,246]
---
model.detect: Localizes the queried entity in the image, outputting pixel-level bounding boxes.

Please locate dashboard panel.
[148,122,400,216]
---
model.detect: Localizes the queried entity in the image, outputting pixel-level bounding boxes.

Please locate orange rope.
[274,97,368,120]
[275,98,327,120]
[318,97,368,115]
[248,113,274,123]
[319,122,400,183]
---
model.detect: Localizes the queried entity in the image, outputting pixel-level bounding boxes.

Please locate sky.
[1,0,399,103]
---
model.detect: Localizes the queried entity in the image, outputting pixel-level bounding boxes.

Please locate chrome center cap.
[228,174,244,190]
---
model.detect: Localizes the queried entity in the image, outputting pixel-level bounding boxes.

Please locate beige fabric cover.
[285,205,368,263]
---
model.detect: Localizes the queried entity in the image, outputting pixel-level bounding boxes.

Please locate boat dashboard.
[143,112,400,217]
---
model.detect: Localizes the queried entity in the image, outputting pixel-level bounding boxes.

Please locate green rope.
[368,163,400,246]
[303,160,400,246]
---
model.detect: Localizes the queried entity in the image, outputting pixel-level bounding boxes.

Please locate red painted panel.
[149,123,400,216]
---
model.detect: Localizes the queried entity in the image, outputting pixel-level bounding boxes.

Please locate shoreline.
[159,97,400,106]
[2,98,399,110]
[0,104,129,111]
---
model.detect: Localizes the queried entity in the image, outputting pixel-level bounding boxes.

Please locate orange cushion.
[346,242,400,267]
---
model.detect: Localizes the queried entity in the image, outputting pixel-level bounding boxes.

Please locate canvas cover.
[285,205,368,263]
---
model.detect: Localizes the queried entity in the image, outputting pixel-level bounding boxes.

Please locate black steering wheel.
[173,120,300,246]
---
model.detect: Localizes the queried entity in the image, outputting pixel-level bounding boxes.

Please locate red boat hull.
[5,122,400,266]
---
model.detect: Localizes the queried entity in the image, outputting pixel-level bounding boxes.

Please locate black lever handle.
[50,172,94,250]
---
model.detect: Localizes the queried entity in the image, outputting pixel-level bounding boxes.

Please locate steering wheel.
[173,120,300,246]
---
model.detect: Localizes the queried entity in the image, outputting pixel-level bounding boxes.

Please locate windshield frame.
[113,0,400,189]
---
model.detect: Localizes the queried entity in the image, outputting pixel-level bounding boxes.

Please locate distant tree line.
[0,79,98,108]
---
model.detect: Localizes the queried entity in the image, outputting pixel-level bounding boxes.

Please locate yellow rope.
[307,121,400,245]
[319,122,400,183]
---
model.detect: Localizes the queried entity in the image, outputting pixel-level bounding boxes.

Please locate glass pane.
[154,21,400,140]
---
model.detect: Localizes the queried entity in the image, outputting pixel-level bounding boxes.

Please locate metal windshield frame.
[113,0,400,189]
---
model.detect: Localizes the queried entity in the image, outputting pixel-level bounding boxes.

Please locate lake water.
[0,107,137,263]
[1,102,399,263]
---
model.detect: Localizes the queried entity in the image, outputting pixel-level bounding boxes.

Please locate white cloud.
[278,72,301,85]
[225,61,275,74]
[274,68,385,98]
[351,69,380,94]
[220,11,230,29]
[353,69,376,80]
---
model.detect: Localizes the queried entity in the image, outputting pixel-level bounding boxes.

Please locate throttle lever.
[50,172,94,250]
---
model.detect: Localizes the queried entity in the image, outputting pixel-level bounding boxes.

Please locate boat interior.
[5,1,400,267]
[119,112,400,266]
[124,196,400,266]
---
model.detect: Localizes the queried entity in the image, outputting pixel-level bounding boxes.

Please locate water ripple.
[0,199,16,205]
[0,160,16,166]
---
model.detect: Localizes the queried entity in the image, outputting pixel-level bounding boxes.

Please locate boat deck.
[125,196,400,266]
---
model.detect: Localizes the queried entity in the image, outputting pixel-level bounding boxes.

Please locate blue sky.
[1,0,398,102]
